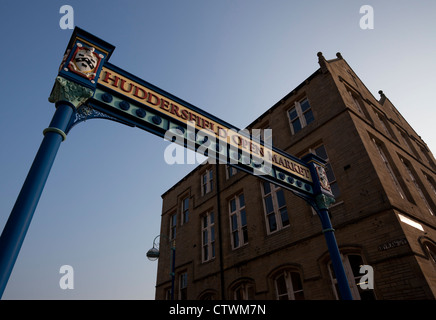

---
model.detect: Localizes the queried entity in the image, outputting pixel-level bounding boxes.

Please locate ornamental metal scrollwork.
[67,104,119,133]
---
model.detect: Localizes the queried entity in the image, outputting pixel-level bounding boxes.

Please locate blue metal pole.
[303,155,353,300]
[317,205,353,300]
[0,101,75,298]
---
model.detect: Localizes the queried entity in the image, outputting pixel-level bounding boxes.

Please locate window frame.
[232,281,255,300]
[287,97,315,135]
[181,196,189,224]
[398,128,420,159]
[374,111,397,142]
[261,182,290,234]
[423,241,436,265]
[169,213,177,240]
[201,211,216,262]
[229,193,248,250]
[165,287,172,300]
[346,89,373,124]
[201,169,214,195]
[422,171,436,196]
[274,270,304,300]
[328,253,375,300]
[226,165,238,180]
[372,137,409,201]
[348,90,364,115]
[179,272,188,300]
[400,157,434,216]
[419,146,436,169]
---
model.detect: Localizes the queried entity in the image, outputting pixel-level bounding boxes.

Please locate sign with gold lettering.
[95,66,313,184]
[0,27,346,302]
[46,28,339,201]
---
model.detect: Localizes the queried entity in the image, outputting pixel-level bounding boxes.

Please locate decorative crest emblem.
[315,165,332,193]
[63,42,104,83]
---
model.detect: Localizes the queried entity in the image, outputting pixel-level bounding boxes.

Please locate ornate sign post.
[0,28,353,300]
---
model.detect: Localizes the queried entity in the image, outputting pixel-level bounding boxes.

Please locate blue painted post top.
[301,153,335,201]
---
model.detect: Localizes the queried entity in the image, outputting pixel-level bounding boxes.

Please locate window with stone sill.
[179,272,188,300]
[201,211,215,262]
[229,193,248,249]
[400,157,435,216]
[261,182,289,234]
[288,97,314,135]
[372,137,410,202]
[169,213,177,240]
[181,197,189,224]
[201,169,213,195]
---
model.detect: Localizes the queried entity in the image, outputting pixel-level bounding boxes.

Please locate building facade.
[154,52,436,300]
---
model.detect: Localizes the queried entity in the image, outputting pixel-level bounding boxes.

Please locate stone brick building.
[154,52,436,300]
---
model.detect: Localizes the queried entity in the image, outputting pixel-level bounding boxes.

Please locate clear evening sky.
[0,0,435,299]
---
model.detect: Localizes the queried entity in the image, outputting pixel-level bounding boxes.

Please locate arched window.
[424,242,436,265]
[419,237,436,267]
[274,270,304,300]
[327,253,375,300]
[198,289,218,300]
[229,279,255,300]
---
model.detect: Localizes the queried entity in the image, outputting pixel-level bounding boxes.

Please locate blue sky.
[0,1,435,299]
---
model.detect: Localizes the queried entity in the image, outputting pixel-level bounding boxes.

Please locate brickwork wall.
[155,53,436,300]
